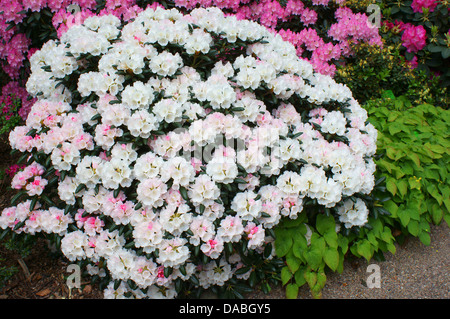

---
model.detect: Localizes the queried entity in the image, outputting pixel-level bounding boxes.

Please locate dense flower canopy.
[1,6,377,298]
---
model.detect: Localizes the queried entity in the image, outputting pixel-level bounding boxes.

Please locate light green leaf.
[384,200,399,217]
[294,267,306,287]
[430,204,443,225]
[286,251,302,274]
[427,184,443,205]
[388,123,402,135]
[304,269,317,290]
[386,177,397,197]
[397,209,411,227]
[356,240,373,262]
[310,234,326,255]
[286,283,299,299]
[397,179,408,198]
[323,248,339,271]
[407,153,421,168]
[381,227,393,243]
[323,230,338,249]
[418,230,431,246]
[274,231,293,258]
[407,220,420,236]
[303,249,322,271]
[292,233,308,261]
[316,214,336,236]
[281,266,292,285]
[337,235,349,255]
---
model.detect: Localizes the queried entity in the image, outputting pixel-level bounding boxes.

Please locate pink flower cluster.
[11,162,48,196]
[383,20,428,65]
[411,0,438,13]
[401,24,427,53]
[0,82,35,120]
[5,164,26,178]
[0,0,383,99]
[174,0,383,76]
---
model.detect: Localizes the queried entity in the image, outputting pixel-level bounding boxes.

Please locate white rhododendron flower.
[2,6,378,299]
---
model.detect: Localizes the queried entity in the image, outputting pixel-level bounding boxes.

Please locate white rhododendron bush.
[1,7,377,298]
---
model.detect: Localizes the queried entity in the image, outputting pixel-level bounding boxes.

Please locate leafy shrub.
[334,41,449,106]
[0,6,378,298]
[365,92,450,245]
[0,94,22,137]
[381,0,450,87]
[275,92,450,299]
[0,81,35,136]
[274,169,392,299]
[0,258,17,290]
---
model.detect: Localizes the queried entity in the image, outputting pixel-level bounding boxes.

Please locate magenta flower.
[401,24,427,53]
[411,0,438,13]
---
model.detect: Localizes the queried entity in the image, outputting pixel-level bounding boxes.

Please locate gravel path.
[250,223,450,299]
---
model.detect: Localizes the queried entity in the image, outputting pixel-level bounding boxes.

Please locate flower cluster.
[174,0,383,76]
[1,7,377,298]
[0,0,383,91]
[401,24,427,53]
[411,0,438,13]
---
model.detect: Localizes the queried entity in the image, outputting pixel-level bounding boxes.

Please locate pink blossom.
[411,0,438,13]
[300,8,318,26]
[22,0,48,12]
[401,24,427,53]
[0,0,25,23]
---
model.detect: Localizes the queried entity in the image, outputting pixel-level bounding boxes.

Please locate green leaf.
[313,271,327,299]
[386,177,397,197]
[397,179,408,198]
[356,240,373,262]
[428,44,444,53]
[418,230,431,246]
[397,209,411,227]
[323,230,338,249]
[11,190,27,206]
[337,235,349,255]
[286,251,302,274]
[323,248,339,271]
[441,48,450,59]
[281,266,292,285]
[426,184,443,205]
[235,266,251,275]
[304,269,317,290]
[294,267,306,287]
[274,231,293,258]
[430,204,443,225]
[303,248,322,270]
[388,123,403,136]
[407,220,420,236]
[407,153,421,168]
[443,214,450,228]
[381,90,395,99]
[381,227,394,243]
[384,200,399,217]
[285,283,299,299]
[316,214,335,236]
[234,178,247,184]
[179,186,189,201]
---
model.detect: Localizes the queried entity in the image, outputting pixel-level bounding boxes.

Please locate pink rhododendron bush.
[0,7,378,298]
